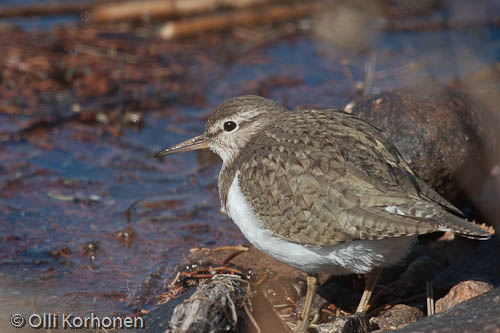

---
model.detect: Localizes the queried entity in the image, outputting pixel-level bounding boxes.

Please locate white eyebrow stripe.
[208,110,261,135]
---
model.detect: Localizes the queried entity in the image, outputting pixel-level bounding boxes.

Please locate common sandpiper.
[154,95,490,331]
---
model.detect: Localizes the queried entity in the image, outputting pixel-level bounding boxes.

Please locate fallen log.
[159,1,322,39]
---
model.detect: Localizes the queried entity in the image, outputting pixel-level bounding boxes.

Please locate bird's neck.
[218,158,240,210]
[215,112,284,209]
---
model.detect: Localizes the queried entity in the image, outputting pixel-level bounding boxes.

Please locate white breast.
[226,171,416,275]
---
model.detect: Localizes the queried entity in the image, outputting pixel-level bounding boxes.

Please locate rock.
[435,280,493,313]
[478,165,500,230]
[315,313,370,333]
[394,286,500,332]
[370,304,424,331]
[396,256,445,295]
[461,65,500,136]
[318,275,362,311]
[433,235,500,292]
[459,66,500,229]
[346,81,496,200]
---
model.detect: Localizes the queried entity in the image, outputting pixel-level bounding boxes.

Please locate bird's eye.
[223,121,237,132]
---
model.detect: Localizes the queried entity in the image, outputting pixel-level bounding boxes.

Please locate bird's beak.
[153,134,209,158]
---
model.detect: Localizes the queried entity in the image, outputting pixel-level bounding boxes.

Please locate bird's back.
[236,109,490,245]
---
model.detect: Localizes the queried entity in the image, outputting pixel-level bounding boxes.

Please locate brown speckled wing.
[236,109,485,246]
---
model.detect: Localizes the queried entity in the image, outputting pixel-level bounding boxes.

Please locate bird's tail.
[440,215,492,240]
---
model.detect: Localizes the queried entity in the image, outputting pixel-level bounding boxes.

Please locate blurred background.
[0,0,499,330]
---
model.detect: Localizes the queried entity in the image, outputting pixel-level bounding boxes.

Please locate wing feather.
[237,109,489,246]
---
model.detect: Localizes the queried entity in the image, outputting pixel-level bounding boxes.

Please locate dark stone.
[396,256,445,295]
[347,81,497,200]
[370,304,424,331]
[433,235,500,293]
[403,243,448,267]
[316,313,370,333]
[477,165,500,230]
[318,275,362,311]
[394,286,500,332]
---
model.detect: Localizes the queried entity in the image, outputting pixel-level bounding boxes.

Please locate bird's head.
[154,95,286,164]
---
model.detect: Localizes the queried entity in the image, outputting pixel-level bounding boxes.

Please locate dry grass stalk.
[426,281,435,316]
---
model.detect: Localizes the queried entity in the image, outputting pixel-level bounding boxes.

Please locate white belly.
[226,171,415,275]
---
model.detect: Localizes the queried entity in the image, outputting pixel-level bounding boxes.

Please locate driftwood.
[159,2,322,39]
[167,275,247,332]
[92,0,269,23]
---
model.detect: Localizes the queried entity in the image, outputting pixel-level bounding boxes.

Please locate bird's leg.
[355,267,382,313]
[295,274,318,332]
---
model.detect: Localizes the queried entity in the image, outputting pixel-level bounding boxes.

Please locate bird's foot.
[294,320,311,332]
[294,310,320,332]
